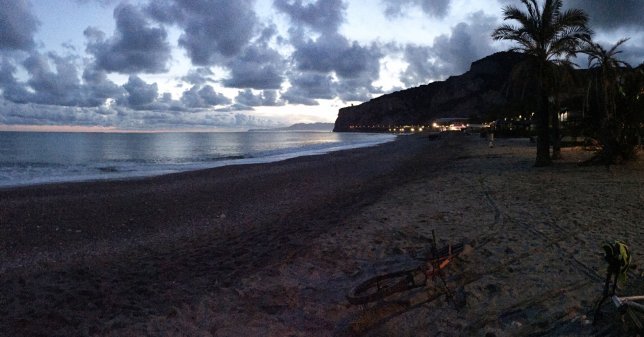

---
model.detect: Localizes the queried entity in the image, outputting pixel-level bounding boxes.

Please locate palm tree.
[492,0,591,166]
[581,38,634,164]
[583,38,630,119]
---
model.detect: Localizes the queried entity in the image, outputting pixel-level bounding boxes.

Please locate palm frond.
[607,38,630,56]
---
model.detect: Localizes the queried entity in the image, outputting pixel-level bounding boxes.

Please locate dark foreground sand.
[1,134,642,336]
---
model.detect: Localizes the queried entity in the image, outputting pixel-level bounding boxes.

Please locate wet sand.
[0,134,642,336]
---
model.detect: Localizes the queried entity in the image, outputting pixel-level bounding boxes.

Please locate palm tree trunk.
[552,94,562,159]
[535,76,552,167]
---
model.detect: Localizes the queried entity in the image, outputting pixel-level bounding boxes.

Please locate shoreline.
[1,134,642,336]
[0,134,416,272]
[0,131,396,190]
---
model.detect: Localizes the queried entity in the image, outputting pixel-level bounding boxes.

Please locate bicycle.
[347,230,465,305]
[611,295,644,330]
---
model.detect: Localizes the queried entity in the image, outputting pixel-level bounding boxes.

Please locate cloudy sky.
[0,0,642,131]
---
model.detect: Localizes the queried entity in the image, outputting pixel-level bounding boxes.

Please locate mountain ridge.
[333,51,526,132]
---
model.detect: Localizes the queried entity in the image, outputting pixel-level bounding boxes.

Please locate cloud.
[622,37,644,67]
[274,0,346,34]
[85,3,171,74]
[222,43,286,90]
[81,64,126,106]
[400,44,434,86]
[74,0,117,6]
[401,11,498,85]
[291,33,380,79]
[146,0,258,65]
[0,98,118,127]
[0,96,278,130]
[0,51,124,108]
[0,57,32,103]
[565,0,644,31]
[235,89,284,107]
[122,75,158,108]
[0,0,39,51]
[285,32,383,103]
[181,67,215,85]
[181,85,231,108]
[275,0,384,104]
[281,72,335,105]
[382,0,451,19]
[335,79,381,102]
[22,52,84,106]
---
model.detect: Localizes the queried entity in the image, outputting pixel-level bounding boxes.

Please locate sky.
[0,0,642,132]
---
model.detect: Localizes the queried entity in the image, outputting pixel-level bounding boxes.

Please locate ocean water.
[0,131,395,187]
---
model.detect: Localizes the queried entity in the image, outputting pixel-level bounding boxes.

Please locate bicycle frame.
[613,295,644,313]
[611,295,644,330]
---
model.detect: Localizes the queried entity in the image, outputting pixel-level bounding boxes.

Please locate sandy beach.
[1,134,642,336]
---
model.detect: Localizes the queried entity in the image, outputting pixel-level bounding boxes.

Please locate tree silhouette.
[492,0,591,166]
[582,38,639,164]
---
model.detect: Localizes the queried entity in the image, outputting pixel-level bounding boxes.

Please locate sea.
[0,131,395,188]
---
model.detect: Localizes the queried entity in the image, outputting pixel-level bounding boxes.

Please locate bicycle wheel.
[347,268,424,305]
[428,242,464,260]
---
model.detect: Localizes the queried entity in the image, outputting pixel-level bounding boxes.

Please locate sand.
[0,134,642,336]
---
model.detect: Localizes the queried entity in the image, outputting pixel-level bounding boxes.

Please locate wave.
[0,131,395,188]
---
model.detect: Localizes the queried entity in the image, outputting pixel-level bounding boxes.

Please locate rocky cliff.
[333,51,526,132]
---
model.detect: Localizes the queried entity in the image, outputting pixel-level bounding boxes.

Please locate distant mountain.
[249,122,335,132]
[333,51,526,132]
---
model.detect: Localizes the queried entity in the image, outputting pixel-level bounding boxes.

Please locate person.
[487,130,495,148]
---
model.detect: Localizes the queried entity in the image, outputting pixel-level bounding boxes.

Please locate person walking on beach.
[488,125,495,148]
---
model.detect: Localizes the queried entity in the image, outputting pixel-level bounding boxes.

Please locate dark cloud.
[223,44,286,89]
[180,85,231,108]
[74,0,117,6]
[81,65,125,106]
[291,33,381,79]
[274,0,346,33]
[400,44,433,87]
[275,0,383,104]
[382,0,451,19]
[401,11,497,85]
[287,33,383,101]
[281,72,335,105]
[22,52,83,106]
[0,57,31,103]
[0,96,278,130]
[565,0,643,31]
[335,79,381,102]
[85,3,171,73]
[122,75,158,108]
[181,68,215,86]
[235,89,284,107]
[0,52,124,108]
[0,98,118,127]
[146,0,258,65]
[0,0,39,51]
[220,24,286,90]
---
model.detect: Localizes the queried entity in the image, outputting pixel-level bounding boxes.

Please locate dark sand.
[1,134,642,336]
[0,134,457,336]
